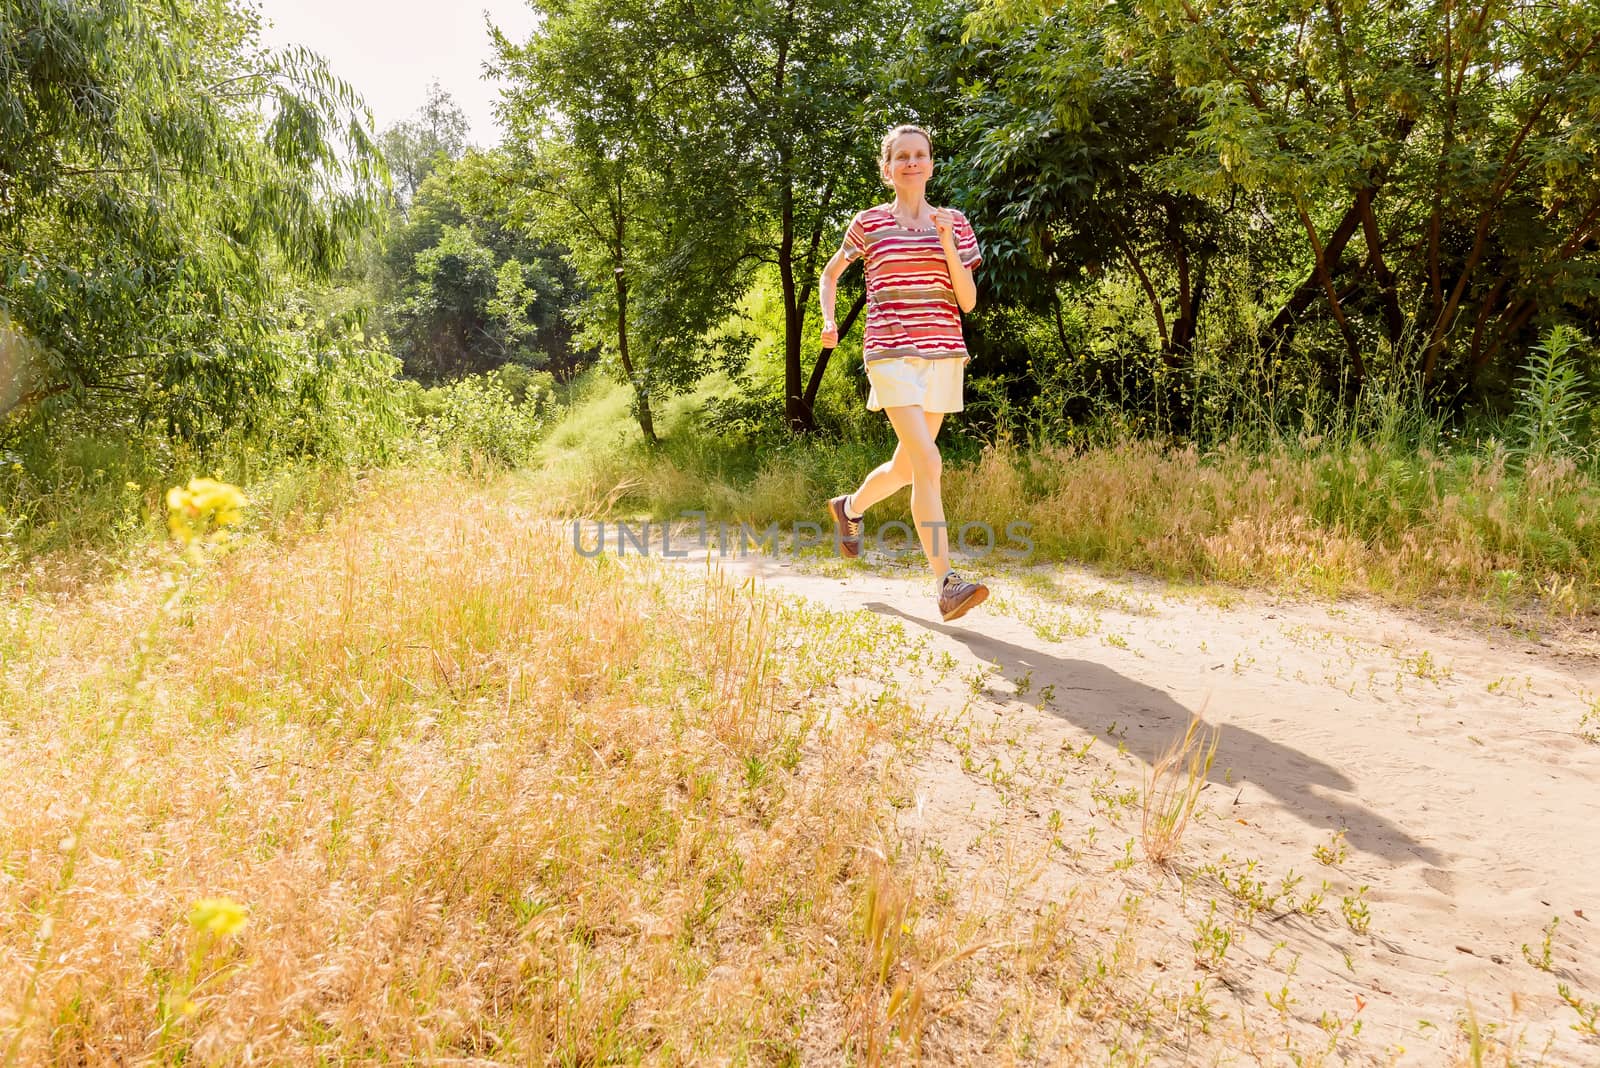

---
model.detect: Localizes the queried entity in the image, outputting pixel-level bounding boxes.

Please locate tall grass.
[532,334,1600,614]
[0,470,1006,1062]
[0,367,551,569]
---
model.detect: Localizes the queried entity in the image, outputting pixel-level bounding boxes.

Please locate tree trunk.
[613,263,656,445]
[800,291,867,421]
[1262,114,1417,354]
[781,179,807,431]
[1112,221,1169,354]
[1294,196,1366,385]
[1167,202,1206,359]
[1465,277,1508,377]
[1472,296,1537,384]
[1052,291,1072,360]
[1357,188,1405,345]
[1263,200,1364,348]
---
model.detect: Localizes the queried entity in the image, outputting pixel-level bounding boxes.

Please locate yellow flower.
[188,896,249,938]
[166,478,249,547]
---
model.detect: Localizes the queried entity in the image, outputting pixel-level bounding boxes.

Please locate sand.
[664,542,1600,1064]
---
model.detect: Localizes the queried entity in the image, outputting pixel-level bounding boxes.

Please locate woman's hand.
[931,208,978,313]
[821,321,839,348]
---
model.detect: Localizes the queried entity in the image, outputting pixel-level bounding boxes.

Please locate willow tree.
[1,0,385,447]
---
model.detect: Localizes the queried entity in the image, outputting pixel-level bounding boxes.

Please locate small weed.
[1522,915,1559,972]
[1191,902,1232,971]
[744,755,770,790]
[1313,829,1349,866]
[1341,886,1371,935]
[1089,774,1140,819]
[1558,983,1600,1036]
[1580,700,1599,745]
[1264,957,1298,1017]
[1300,880,1330,917]
[1318,1008,1364,1052]
[1203,856,1281,922]
[1457,1004,1502,1065]
[1395,648,1451,681]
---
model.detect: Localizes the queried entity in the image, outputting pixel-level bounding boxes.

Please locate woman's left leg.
[880,404,952,580]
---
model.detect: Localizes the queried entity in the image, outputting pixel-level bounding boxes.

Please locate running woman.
[819,123,989,622]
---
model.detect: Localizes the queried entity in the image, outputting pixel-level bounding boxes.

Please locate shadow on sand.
[865,601,1443,868]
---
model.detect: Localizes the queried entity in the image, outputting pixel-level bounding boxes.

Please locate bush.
[1512,325,1592,464]
[407,371,552,469]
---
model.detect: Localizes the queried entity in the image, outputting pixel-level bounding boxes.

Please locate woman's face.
[881,133,933,191]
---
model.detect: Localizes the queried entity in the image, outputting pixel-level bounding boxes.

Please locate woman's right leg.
[847,446,912,515]
[848,409,945,515]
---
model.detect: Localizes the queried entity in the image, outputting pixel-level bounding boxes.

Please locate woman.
[819,124,989,622]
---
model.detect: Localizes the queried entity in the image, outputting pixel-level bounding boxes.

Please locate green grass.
[525,368,1600,616]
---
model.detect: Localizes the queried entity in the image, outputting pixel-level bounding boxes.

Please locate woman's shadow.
[865,601,1444,868]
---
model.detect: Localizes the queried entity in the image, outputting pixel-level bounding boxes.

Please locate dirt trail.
[665,543,1600,1064]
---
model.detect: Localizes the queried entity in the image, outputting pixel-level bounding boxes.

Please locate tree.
[0,0,385,447]
[375,151,584,382]
[914,3,1226,366]
[380,80,471,210]
[490,0,754,445]
[683,0,909,432]
[1091,0,1600,396]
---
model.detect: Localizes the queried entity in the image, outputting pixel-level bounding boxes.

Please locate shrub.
[409,372,551,469]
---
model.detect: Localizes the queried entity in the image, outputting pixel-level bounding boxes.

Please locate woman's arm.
[932,209,978,313]
[819,247,853,347]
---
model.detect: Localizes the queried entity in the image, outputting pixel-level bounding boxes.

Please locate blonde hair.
[879,124,933,187]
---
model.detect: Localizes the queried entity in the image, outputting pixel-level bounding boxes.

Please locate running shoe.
[939,571,989,622]
[827,495,864,558]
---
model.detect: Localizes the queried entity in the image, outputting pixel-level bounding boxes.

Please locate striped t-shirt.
[841,204,982,364]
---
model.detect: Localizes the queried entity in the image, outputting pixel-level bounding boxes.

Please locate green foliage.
[1512,326,1592,463]
[680,0,908,431]
[1095,0,1600,390]
[489,0,909,435]
[901,0,1600,422]
[490,0,760,441]
[379,79,470,208]
[0,0,386,450]
[407,370,554,469]
[370,95,587,384]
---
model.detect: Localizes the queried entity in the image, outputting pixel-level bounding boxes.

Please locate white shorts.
[865,356,967,413]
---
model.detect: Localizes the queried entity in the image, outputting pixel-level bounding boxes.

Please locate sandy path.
[660,543,1600,1064]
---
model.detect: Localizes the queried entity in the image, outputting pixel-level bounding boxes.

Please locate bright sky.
[255,0,539,146]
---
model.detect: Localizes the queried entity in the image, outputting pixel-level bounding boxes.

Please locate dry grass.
[532,427,1600,617]
[1140,713,1220,869]
[0,470,983,1064]
[2,467,1573,1065]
